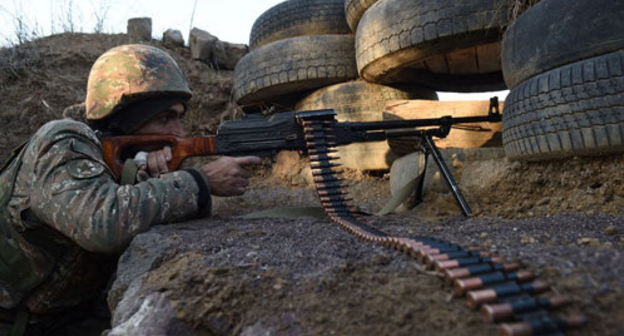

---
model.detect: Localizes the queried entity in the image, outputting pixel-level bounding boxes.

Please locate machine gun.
[101,98,502,216]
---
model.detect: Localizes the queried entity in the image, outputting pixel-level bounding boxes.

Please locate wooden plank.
[423,55,449,73]
[446,46,478,75]
[383,100,504,153]
[476,42,502,73]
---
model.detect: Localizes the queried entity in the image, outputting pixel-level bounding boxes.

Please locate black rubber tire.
[502,0,624,89]
[502,50,624,161]
[295,80,438,120]
[234,35,358,106]
[355,0,512,92]
[249,0,351,50]
[295,80,438,170]
[344,0,379,32]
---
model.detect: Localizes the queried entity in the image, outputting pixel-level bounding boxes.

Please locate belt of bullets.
[299,113,586,336]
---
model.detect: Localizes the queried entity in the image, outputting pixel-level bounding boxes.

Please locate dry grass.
[187,100,245,135]
[510,0,542,21]
[0,41,43,81]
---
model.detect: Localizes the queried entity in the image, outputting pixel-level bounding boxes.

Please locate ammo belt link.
[299,113,587,336]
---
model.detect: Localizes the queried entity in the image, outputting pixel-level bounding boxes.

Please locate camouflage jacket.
[0,119,211,314]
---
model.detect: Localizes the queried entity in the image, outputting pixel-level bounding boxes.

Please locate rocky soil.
[106,152,623,336]
[106,211,623,336]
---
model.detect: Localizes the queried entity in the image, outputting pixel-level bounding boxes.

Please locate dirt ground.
[112,204,622,336]
[105,152,624,336]
[216,151,624,222]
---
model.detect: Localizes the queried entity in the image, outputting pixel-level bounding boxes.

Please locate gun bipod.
[412,134,472,216]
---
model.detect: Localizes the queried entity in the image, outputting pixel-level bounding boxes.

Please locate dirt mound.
[109,213,623,336]
[408,153,624,221]
[222,149,623,222]
[0,32,237,164]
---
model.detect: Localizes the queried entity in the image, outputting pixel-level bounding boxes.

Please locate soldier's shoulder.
[32,119,100,146]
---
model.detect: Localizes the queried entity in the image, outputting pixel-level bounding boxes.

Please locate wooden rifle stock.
[100,135,217,180]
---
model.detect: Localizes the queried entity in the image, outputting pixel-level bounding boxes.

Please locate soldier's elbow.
[75,220,132,254]
[77,236,128,254]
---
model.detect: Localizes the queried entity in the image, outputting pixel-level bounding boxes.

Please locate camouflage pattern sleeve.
[21,120,210,254]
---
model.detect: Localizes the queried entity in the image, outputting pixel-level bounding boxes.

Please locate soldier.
[0,44,260,335]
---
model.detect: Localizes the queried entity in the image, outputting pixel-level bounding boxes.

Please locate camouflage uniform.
[0,118,211,311]
[0,45,211,330]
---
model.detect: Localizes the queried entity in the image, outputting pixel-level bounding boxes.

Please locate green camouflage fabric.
[85,44,192,121]
[0,119,210,313]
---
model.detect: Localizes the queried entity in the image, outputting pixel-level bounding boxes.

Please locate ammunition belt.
[299,113,586,336]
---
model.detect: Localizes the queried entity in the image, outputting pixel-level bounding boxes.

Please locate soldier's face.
[133,103,186,137]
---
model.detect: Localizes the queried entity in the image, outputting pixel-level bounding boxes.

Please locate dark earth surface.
[108,209,623,336]
[109,153,623,336]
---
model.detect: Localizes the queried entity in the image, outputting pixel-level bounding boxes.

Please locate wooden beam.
[383,99,504,155]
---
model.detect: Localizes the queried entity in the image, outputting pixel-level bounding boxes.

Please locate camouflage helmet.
[85,44,192,121]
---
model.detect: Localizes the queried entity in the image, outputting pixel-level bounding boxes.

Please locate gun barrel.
[344,114,500,131]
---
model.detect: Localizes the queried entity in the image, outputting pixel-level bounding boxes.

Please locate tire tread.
[250,0,350,49]
[234,35,357,105]
[503,51,624,161]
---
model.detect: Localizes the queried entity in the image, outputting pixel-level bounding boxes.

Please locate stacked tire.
[234,0,439,171]
[234,0,355,109]
[354,0,513,92]
[346,0,514,172]
[344,0,380,32]
[500,0,624,161]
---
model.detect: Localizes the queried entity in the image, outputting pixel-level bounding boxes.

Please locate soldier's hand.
[145,146,172,177]
[200,156,262,196]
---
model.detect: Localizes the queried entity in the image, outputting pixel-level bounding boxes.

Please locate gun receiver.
[216,96,502,152]
[101,97,502,216]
